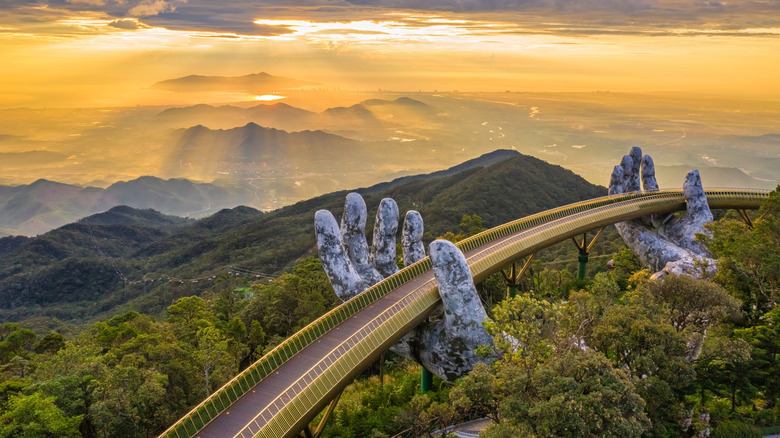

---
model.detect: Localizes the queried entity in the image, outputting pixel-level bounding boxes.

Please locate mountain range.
[0,177,256,236]
[154,97,439,137]
[151,72,316,93]
[0,150,607,326]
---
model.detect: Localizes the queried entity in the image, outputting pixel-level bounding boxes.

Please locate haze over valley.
[1,76,777,235]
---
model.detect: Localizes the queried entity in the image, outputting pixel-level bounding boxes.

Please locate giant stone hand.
[609,147,716,279]
[315,193,494,382]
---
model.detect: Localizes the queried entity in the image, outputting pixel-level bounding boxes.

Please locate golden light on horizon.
[0,4,779,108]
[253,95,287,101]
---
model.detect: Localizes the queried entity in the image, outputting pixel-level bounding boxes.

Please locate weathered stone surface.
[340,193,384,286]
[315,210,368,301]
[662,170,713,256]
[370,198,400,278]
[419,240,494,381]
[402,210,425,266]
[609,148,716,279]
[628,146,642,192]
[641,154,659,192]
[315,193,494,382]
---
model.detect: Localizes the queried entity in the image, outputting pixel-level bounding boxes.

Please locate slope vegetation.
[0,151,605,324]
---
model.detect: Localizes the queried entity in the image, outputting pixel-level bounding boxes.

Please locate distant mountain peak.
[151,72,316,93]
[394,97,429,107]
[28,179,73,189]
[361,97,430,109]
[79,205,192,228]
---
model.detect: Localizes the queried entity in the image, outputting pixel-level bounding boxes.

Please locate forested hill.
[0,150,606,326]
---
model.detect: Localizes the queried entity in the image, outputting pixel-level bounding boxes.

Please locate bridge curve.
[159,188,769,438]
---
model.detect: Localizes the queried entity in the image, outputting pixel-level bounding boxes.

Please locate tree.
[0,324,37,363]
[209,275,248,322]
[561,272,621,346]
[34,333,65,355]
[485,293,562,390]
[166,296,212,341]
[448,362,501,423]
[89,366,170,438]
[458,350,650,438]
[193,325,233,397]
[734,306,780,409]
[439,214,487,243]
[246,320,266,362]
[695,336,754,413]
[611,247,643,289]
[0,391,82,438]
[248,257,335,337]
[526,349,650,438]
[703,186,780,322]
[641,274,741,360]
[591,299,694,436]
[459,214,486,237]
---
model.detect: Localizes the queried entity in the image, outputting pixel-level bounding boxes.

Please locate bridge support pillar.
[421,366,433,394]
[577,252,589,280]
[301,391,342,438]
[501,254,535,299]
[737,209,754,229]
[571,228,605,281]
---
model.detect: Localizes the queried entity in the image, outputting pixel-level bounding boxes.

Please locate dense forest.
[0,144,777,437]
[1,186,778,437]
[0,150,607,327]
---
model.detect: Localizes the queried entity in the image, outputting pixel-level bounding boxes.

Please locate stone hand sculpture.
[315,193,494,382]
[609,147,716,278]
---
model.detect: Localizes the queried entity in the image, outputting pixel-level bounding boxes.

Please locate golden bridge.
[159,188,769,438]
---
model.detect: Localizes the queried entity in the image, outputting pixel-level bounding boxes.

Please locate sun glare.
[253,95,286,101]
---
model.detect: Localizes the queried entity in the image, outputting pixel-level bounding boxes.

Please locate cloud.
[138,4,298,35]
[67,0,108,5]
[3,0,780,39]
[342,0,657,13]
[108,18,142,29]
[128,0,185,16]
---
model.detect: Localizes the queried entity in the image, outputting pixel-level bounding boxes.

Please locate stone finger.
[340,192,383,285]
[429,240,490,331]
[402,210,425,266]
[419,240,494,382]
[315,210,367,301]
[370,198,400,278]
[641,154,659,192]
[619,154,634,193]
[628,146,642,192]
[661,170,713,256]
[608,164,624,195]
[682,170,712,225]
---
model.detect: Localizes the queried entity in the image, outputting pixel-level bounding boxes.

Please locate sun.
[253,95,286,101]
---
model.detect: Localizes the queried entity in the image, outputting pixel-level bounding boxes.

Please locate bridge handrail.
[158,187,769,438]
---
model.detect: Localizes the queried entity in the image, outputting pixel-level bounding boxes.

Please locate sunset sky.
[2,0,780,108]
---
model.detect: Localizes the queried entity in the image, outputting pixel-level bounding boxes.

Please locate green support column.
[571,228,604,281]
[421,367,433,394]
[501,255,534,299]
[577,252,589,280]
[507,283,519,299]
